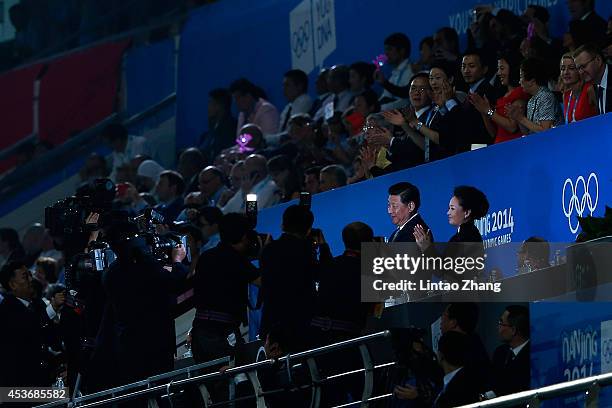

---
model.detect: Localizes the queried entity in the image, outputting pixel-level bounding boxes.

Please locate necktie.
[598,85,605,114]
[333,94,339,110]
[389,227,400,242]
[281,104,293,131]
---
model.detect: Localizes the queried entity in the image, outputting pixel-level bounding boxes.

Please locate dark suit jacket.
[0,294,50,386]
[596,64,612,114]
[434,367,481,408]
[154,196,184,223]
[492,341,531,397]
[439,80,498,154]
[391,213,433,243]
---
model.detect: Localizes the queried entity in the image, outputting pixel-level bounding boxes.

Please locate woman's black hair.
[453,186,489,220]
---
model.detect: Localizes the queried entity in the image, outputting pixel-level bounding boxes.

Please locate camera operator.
[259,204,331,350]
[98,220,188,386]
[191,213,261,364]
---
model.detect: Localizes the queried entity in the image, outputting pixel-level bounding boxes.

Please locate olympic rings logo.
[562,173,599,234]
[292,21,311,58]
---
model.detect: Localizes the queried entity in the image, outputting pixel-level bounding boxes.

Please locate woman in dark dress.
[414,186,489,282]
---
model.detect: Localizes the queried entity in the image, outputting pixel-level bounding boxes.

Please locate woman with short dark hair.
[414,186,489,281]
[506,57,563,133]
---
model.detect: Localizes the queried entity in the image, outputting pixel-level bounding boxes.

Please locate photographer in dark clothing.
[99,222,188,386]
[259,205,331,350]
[191,213,261,363]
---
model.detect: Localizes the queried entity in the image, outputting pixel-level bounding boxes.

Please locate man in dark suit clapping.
[387,182,433,243]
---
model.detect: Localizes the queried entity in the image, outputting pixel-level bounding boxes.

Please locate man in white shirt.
[103,123,152,182]
[222,154,280,213]
[313,65,352,121]
[279,70,313,132]
[376,32,414,111]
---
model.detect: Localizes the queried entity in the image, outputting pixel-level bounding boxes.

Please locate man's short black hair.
[462,48,486,66]
[0,261,26,291]
[198,205,223,226]
[101,123,128,142]
[409,72,431,86]
[229,78,260,98]
[342,222,374,251]
[446,303,480,334]
[219,213,252,245]
[506,305,530,339]
[528,4,550,24]
[349,62,376,87]
[284,69,309,94]
[321,165,348,187]
[438,331,469,367]
[282,205,314,236]
[0,228,20,251]
[159,170,186,196]
[356,89,381,113]
[384,32,411,57]
[388,182,421,211]
[209,88,232,111]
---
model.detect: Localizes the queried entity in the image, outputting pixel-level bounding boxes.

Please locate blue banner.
[176,0,612,148]
[531,302,612,407]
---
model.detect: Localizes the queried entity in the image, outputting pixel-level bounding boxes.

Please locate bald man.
[221,154,281,213]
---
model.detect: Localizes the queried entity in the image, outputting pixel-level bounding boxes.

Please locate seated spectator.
[230,78,280,140]
[469,50,529,143]
[381,72,445,167]
[559,53,598,123]
[102,123,152,182]
[348,62,376,100]
[223,154,280,212]
[218,160,244,208]
[197,206,223,253]
[347,156,366,184]
[22,223,46,268]
[154,170,186,223]
[304,166,322,194]
[518,237,551,273]
[508,57,563,133]
[574,43,612,114]
[490,306,530,398]
[279,69,312,132]
[136,159,165,193]
[322,112,355,166]
[199,88,237,163]
[309,68,331,119]
[376,32,413,110]
[319,164,347,192]
[198,166,229,207]
[0,228,25,268]
[313,65,353,122]
[433,331,480,407]
[268,155,301,202]
[522,5,562,62]
[34,257,58,291]
[177,148,206,194]
[79,153,108,184]
[115,181,150,215]
[433,27,461,65]
[566,0,607,47]
[412,36,435,72]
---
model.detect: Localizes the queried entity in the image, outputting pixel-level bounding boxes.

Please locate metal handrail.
[0,92,176,204]
[457,371,612,408]
[38,330,390,408]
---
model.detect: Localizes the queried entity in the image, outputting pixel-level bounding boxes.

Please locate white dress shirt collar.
[443,367,462,389]
[512,339,529,356]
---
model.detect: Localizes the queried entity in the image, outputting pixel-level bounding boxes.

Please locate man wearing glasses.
[574,43,611,114]
[489,305,530,399]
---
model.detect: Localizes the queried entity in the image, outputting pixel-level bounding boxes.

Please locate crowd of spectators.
[0,0,610,405]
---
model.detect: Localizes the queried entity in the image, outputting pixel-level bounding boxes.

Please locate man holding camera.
[191,213,261,363]
[259,205,331,350]
[99,221,188,385]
